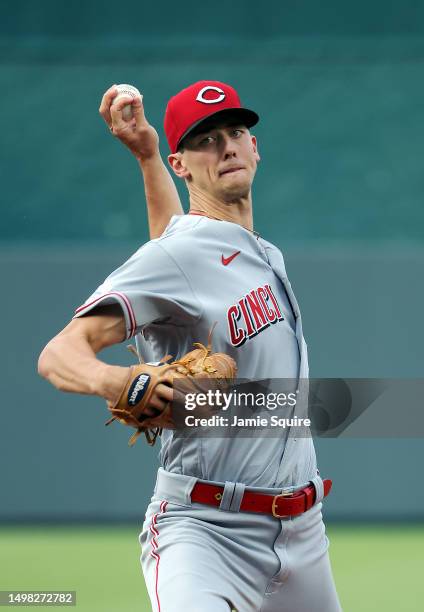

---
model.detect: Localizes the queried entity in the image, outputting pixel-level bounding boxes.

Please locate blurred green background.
[1,1,423,610]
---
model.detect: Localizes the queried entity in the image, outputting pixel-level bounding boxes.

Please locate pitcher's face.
[170,120,260,202]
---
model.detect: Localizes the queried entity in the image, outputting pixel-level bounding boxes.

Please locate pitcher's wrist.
[94,363,130,403]
[136,150,162,166]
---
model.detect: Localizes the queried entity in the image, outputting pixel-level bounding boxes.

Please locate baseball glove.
[105,325,237,447]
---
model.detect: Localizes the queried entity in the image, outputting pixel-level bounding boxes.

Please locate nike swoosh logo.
[221,250,241,266]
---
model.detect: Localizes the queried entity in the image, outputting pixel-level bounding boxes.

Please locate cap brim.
[177,107,259,151]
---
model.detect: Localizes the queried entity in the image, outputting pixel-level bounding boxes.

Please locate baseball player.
[38,81,342,611]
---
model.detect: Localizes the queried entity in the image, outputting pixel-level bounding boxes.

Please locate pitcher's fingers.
[138,397,165,418]
[156,382,174,403]
[146,395,169,414]
[110,95,134,130]
[169,383,189,411]
[131,95,147,127]
[138,407,161,421]
[99,84,118,126]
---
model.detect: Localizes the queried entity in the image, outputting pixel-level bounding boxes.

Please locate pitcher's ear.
[168,152,191,179]
[251,135,260,162]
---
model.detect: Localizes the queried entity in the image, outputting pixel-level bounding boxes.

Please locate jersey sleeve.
[72,241,201,341]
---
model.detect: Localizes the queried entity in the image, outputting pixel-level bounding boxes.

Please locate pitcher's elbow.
[37,344,53,380]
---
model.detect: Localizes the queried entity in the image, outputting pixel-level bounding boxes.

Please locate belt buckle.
[271,490,292,518]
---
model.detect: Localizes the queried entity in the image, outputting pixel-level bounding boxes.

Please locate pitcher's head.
[165,81,260,201]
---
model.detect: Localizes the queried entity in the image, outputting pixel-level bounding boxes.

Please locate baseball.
[114,84,143,120]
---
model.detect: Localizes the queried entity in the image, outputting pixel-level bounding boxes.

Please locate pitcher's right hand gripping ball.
[99,83,160,162]
[105,327,237,447]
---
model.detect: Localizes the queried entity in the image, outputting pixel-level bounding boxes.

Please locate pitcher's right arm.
[99,86,184,239]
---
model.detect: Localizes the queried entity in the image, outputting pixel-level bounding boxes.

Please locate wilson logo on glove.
[128,374,151,406]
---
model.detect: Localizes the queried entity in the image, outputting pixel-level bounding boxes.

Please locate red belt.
[191,479,332,518]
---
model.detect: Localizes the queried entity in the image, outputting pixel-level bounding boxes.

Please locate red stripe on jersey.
[74,291,137,338]
[149,500,168,612]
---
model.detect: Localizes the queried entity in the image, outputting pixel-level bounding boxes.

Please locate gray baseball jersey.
[73,214,317,488]
[73,214,342,611]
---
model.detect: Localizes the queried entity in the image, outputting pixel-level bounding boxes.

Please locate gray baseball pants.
[139,468,342,611]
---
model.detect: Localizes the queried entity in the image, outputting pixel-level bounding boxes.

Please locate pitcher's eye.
[199,135,215,145]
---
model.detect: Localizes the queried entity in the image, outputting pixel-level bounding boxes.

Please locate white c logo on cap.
[196,86,225,104]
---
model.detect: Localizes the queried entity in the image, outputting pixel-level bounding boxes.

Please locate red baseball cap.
[164,80,259,153]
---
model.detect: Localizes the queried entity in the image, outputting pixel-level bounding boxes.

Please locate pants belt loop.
[219,481,236,511]
[311,475,324,504]
[229,483,246,512]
